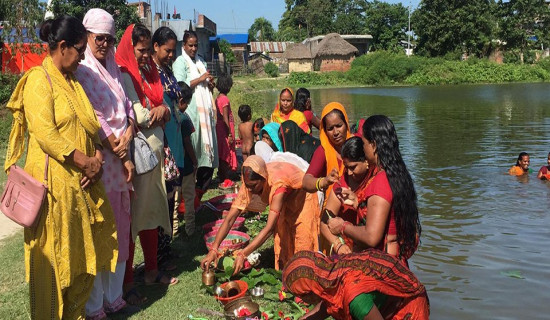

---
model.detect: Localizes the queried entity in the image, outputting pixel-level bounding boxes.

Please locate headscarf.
[260,122,283,152]
[115,24,164,108]
[279,120,320,163]
[320,102,352,177]
[282,250,429,320]
[234,155,270,209]
[271,87,311,134]
[83,8,115,36]
[76,8,133,140]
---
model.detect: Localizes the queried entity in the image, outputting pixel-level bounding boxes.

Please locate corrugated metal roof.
[249,42,293,53]
[210,34,249,45]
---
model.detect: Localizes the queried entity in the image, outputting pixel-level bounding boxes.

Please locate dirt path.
[0,214,21,241]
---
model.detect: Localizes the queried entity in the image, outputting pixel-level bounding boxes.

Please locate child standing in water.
[238,105,253,161]
[215,75,237,188]
[537,152,550,180]
[509,152,530,175]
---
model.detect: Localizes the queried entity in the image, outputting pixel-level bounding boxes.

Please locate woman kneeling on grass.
[282,250,430,320]
[200,155,320,273]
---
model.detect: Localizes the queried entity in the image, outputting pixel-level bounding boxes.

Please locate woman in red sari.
[323,116,421,266]
[282,250,429,320]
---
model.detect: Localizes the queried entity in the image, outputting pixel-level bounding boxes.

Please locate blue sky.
[163,0,421,34]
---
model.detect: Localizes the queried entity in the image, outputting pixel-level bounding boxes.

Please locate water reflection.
[263,83,550,318]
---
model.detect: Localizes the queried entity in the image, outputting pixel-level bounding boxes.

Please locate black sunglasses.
[93,34,116,46]
[72,44,87,55]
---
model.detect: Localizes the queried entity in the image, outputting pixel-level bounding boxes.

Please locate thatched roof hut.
[313,33,358,72]
[283,43,313,72]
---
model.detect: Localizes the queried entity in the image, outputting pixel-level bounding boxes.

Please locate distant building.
[313,33,358,72]
[210,33,249,66]
[152,13,216,62]
[303,34,372,56]
[283,43,313,72]
[128,1,152,31]
[249,41,292,64]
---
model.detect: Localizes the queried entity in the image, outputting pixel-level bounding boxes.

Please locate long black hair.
[515,152,529,166]
[362,115,421,258]
[39,15,87,50]
[294,88,310,112]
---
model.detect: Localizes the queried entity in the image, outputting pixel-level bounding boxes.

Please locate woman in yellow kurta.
[200,155,320,272]
[4,16,118,319]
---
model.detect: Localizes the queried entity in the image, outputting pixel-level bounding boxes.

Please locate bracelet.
[341,222,351,236]
[232,249,246,258]
[334,242,343,254]
[316,178,323,191]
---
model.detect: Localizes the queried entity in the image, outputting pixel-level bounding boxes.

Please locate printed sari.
[279,120,320,163]
[282,250,430,320]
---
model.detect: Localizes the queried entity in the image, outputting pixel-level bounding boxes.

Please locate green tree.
[496,0,550,63]
[278,0,336,41]
[333,0,366,35]
[248,17,276,42]
[218,39,236,63]
[0,0,45,73]
[364,0,408,51]
[48,0,140,40]
[413,0,497,58]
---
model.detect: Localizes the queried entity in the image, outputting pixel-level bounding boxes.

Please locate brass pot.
[202,269,216,286]
[224,297,260,320]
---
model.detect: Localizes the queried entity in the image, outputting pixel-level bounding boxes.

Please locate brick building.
[313,33,358,72]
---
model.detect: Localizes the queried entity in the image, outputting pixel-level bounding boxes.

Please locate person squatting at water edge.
[115,23,178,289]
[200,155,320,272]
[322,116,422,267]
[5,15,118,319]
[282,250,430,320]
[509,152,530,176]
[74,8,137,318]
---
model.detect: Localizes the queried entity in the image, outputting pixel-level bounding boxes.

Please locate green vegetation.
[264,62,280,78]
[0,73,19,109]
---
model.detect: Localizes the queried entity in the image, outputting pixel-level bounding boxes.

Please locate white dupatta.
[181,51,216,165]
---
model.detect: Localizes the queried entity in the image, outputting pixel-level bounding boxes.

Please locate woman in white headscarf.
[75,8,137,318]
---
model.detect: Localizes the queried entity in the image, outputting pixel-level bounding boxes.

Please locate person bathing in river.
[200,155,320,272]
[537,152,550,180]
[509,152,530,176]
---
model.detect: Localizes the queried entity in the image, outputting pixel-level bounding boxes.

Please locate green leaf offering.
[500,270,524,279]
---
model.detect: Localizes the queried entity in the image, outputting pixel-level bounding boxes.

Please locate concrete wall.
[316,55,355,72]
[289,60,313,72]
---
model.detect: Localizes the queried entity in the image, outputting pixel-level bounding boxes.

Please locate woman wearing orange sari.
[271,88,311,134]
[282,250,430,320]
[200,155,319,272]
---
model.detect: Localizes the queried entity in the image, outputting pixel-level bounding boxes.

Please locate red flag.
[174,6,176,16]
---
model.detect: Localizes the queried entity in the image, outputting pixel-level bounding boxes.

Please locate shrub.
[287,71,348,86]
[537,56,550,73]
[0,73,20,106]
[264,62,279,78]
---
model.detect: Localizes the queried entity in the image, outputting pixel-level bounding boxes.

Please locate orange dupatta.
[271,88,311,134]
[320,102,352,194]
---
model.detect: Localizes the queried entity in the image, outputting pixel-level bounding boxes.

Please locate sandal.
[123,288,147,306]
[145,271,179,286]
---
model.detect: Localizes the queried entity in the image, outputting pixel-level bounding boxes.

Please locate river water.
[267,83,550,319]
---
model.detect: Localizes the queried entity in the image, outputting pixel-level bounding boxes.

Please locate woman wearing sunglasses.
[5,15,118,318]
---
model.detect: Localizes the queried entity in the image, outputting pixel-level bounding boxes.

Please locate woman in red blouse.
[323,116,421,266]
